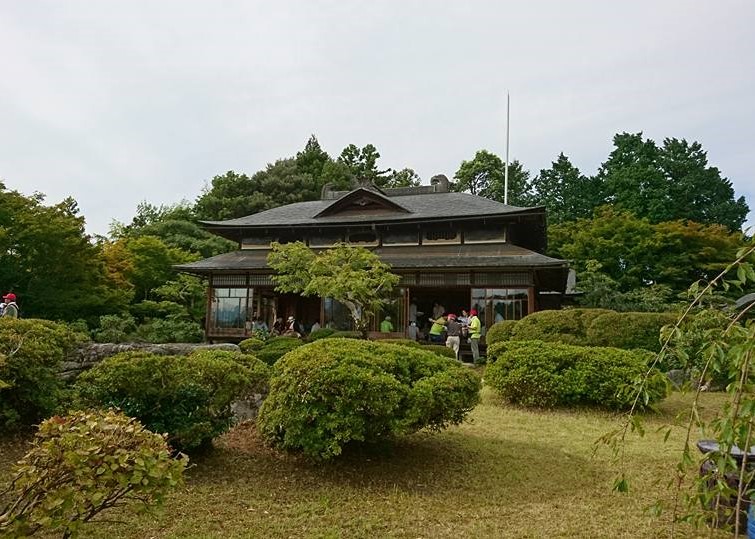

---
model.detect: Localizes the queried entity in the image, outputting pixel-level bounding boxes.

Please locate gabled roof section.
[314,187,411,218]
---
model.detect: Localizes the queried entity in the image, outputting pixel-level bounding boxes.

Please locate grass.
[0,389,731,538]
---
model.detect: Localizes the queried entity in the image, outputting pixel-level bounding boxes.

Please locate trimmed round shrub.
[586,312,677,352]
[257,339,481,460]
[377,338,422,348]
[73,351,263,451]
[324,330,362,339]
[422,344,458,359]
[509,310,597,345]
[256,337,305,365]
[0,409,187,538]
[486,340,667,409]
[186,349,271,394]
[485,320,518,346]
[308,328,336,340]
[0,318,89,431]
[239,337,265,353]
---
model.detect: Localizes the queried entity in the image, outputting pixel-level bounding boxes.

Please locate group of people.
[269,315,309,338]
[381,300,482,362]
[427,308,482,362]
[0,293,18,319]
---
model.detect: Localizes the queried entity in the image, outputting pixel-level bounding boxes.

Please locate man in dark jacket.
[445,313,462,361]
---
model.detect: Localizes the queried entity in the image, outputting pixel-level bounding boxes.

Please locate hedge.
[485,320,518,346]
[509,309,614,346]
[74,350,269,451]
[0,318,89,431]
[585,312,677,352]
[257,339,481,460]
[308,328,336,340]
[485,340,667,409]
[255,337,305,365]
[239,337,265,353]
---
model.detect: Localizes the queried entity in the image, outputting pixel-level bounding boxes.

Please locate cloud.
[1,0,753,233]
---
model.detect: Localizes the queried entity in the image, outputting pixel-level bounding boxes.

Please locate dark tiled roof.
[175,243,567,273]
[200,192,540,229]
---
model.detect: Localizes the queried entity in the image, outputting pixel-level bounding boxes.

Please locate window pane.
[210,287,249,329]
[383,232,418,246]
[323,298,354,330]
[464,228,507,243]
[490,288,529,322]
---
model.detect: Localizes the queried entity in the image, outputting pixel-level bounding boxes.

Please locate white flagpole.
[504,92,510,205]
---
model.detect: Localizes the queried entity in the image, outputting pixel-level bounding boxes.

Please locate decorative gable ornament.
[314,187,411,218]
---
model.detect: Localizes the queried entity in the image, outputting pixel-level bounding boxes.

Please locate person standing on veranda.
[468,309,482,362]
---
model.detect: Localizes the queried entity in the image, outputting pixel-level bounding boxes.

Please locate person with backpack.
[2,293,18,318]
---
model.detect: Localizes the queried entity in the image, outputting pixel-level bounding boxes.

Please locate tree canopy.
[0,184,126,321]
[548,206,745,296]
[451,150,531,206]
[453,134,749,230]
[598,133,749,230]
[267,242,400,333]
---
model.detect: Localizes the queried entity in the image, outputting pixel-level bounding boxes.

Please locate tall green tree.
[384,168,421,188]
[0,184,127,320]
[122,236,196,301]
[528,153,602,223]
[598,132,749,230]
[295,135,331,180]
[549,206,744,294]
[338,144,390,185]
[452,150,531,206]
[267,242,400,334]
[113,201,235,258]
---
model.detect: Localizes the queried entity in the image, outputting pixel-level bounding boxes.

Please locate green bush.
[239,337,265,353]
[92,314,204,344]
[186,349,271,395]
[485,320,518,346]
[133,317,204,343]
[0,318,88,430]
[422,344,458,359]
[486,340,667,409]
[74,351,261,451]
[374,340,456,359]
[308,328,336,340]
[257,339,481,460]
[0,409,187,538]
[325,330,362,339]
[256,337,305,366]
[586,312,676,352]
[664,309,732,385]
[377,338,422,348]
[92,314,137,343]
[510,309,611,345]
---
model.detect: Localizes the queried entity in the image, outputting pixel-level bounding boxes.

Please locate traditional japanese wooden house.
[176,176,569,341]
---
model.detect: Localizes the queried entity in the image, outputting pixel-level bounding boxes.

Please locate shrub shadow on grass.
[188,423,606,504]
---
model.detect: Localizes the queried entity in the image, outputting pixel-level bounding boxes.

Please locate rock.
[60,342,241,380]
[666,369,688,388]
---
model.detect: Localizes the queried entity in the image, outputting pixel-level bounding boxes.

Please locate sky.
[1,0,754,235]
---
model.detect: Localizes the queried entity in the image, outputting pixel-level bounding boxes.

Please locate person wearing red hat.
[468,309,481,362]
[2,293,18,319]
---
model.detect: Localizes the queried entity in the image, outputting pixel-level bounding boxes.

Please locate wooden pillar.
[528,286,536,315]
[205,273,214,342]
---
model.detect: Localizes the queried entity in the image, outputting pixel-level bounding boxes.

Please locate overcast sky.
[1,0,754,235]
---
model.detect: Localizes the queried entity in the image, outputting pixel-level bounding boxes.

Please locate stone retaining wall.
[60,342,240,380]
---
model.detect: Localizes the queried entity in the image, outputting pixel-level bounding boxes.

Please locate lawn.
[0,389,730,538]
